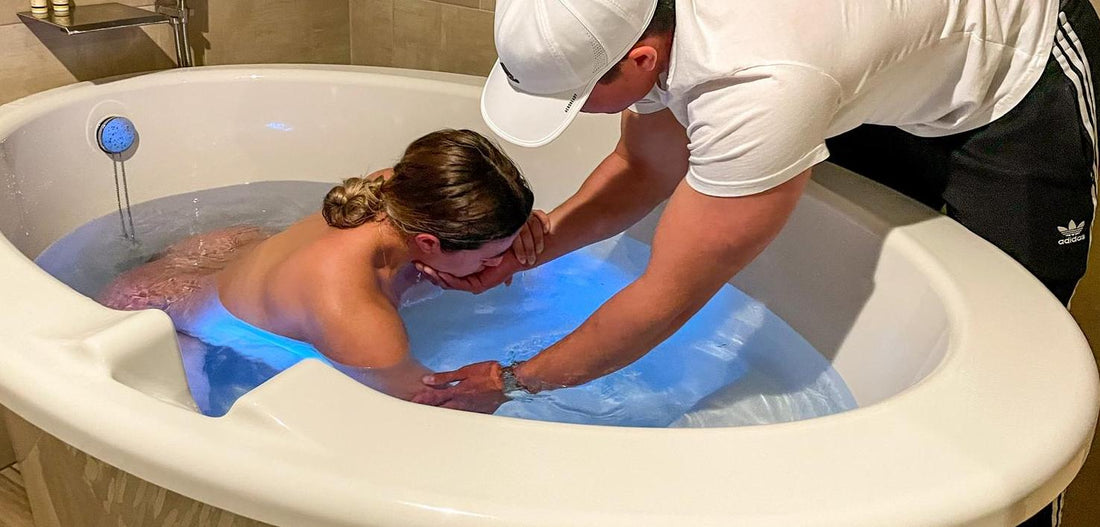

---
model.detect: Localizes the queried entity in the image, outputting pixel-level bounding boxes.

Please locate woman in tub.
[98,129,548,405]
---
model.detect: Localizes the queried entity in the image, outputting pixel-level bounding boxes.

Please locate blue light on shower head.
[96,116,137,155]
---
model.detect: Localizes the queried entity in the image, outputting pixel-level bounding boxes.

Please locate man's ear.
[413,233,442,254]
[627,45,659,72]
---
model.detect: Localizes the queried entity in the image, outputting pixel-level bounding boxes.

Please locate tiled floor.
[0,465,33,527]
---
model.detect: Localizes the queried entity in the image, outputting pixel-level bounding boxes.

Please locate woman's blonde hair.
[322,129,534,251]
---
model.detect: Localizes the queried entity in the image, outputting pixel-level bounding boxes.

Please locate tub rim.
[0,65,1095,527]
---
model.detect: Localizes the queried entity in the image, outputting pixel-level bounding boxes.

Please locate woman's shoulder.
[300,282,408,368]
[293,250,395,319]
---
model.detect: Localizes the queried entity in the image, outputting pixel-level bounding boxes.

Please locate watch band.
[499,361,531,398]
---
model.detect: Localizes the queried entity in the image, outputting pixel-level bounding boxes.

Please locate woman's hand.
[411,361,509,413]
[513,209,551,266]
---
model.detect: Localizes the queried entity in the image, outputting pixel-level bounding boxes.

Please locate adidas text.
[1057,220,1087,245]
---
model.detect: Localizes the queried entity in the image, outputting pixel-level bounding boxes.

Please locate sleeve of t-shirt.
[684,64,843,197]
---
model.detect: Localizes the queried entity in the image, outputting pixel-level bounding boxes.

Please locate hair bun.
[322,176,384,228]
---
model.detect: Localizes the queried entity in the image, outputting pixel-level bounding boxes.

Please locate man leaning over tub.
[412,0,1098,525]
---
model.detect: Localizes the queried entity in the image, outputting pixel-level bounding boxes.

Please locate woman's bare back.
[97,226,268,311]
[98,215,416,367]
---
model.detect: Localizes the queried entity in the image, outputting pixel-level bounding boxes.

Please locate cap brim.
[481,61,595,148]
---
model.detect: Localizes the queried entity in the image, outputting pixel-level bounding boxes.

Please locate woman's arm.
[308,292,430,400]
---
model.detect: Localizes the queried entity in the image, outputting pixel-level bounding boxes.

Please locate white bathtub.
[0,65,1096,527]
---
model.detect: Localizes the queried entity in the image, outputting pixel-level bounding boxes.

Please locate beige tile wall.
[0,0,484,105]
[196,0,350,66]
[350,0,496,77]
[0,0,351,105]
[0,1,177,105]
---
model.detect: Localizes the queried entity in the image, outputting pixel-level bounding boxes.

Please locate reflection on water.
[36,181,857,427]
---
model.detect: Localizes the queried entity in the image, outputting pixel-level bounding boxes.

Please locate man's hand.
[514,209,551,266]
[411,361,509,413]
[415,251,525,294]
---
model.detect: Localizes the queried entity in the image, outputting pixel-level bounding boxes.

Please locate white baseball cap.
[481,0,659,147]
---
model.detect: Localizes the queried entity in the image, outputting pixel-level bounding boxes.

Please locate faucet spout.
[155,0,193,67]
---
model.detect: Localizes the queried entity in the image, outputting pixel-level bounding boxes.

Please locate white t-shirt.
[632,0,1060,196]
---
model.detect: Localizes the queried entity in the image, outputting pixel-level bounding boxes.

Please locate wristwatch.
[499,361,532,399]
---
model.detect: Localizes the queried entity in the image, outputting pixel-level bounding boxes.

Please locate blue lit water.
[36,181,857,427]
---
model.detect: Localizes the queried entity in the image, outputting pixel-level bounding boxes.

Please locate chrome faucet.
[155,0,193,67]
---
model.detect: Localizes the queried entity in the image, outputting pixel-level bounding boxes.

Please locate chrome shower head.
[96,116,137,155]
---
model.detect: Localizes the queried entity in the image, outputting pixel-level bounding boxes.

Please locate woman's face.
[422,234,518,277]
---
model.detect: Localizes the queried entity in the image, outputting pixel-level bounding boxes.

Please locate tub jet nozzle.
[96,116,137,155]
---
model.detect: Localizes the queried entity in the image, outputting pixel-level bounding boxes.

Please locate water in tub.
[35,181,857,427]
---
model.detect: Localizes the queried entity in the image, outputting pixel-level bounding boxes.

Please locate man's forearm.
[522,108,687,266]
[516,273,715,390]
[511,172,813,392]
[537,152,676,264]
[529,108,688,266]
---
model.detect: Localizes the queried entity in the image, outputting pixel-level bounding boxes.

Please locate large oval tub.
[0,65,1096,527]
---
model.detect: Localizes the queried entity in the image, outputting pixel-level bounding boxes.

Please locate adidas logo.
[1057,220,1087,245]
